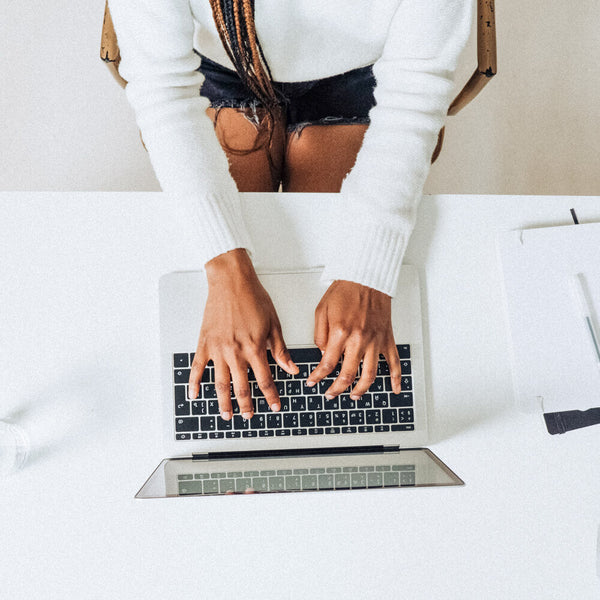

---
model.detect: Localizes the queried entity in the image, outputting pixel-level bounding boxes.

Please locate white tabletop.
[1,192,599,600]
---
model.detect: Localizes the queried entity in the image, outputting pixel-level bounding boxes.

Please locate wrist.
[205,248,256,286]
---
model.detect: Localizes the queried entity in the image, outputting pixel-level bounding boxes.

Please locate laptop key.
[250,414,266,429]
[275,429,291,436]
[283,413,299,428]
[349,411,364,425]
[292,429,308,436]
[217,418,232,431]
[390,392,413,407]
[332,411,348,426]
[398,409,414,422]
[324,427,341,434]
[308,428,324,435]
[209,432,225,439]
[358,426,373,433]
[225,431,241,438]
[303,382,319,395]
[174,353,189,368]
[316,411,332,427]
[200,416,216,431]
[355,395,372,409]
[207,400,220,415]
[266,413,282,428]
[203,384,216,399]
[300,412,315,428]
[279,396,290,412]
[307,396,322,411]
[382,409,398,424]
[174,369,190,384]
[259,430,274,437]
[175,400,190,416]
[257,398,269,413]
[341,426,357,434]
[401,376,412,391]
[374,425,390,432]
[397,344,410,359]
[242,430,258,437]
[233,415,249,430]
[193,432,208,439]
[366,410,381,424]
[340,395,353,410]
[323,397,339,411]
[290,397,306,412]
[373,393,389,408]
[176,433,191,440]
[286,381,302,396]
[191,401,207,415]
[400,360,411,374]
[391,424,414,431]
[176,417,199,432]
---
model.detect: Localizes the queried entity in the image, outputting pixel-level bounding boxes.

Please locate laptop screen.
[136,448,463,498]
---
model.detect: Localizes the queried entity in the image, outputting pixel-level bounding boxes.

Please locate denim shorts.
[197,53,376,134]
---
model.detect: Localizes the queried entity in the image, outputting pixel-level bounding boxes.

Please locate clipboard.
[496,220,600,434]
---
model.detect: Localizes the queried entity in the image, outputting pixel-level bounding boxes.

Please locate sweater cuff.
[320,216,411,298]
[179,191,255,267]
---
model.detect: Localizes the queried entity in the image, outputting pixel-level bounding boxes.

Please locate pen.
[570,273,600,368]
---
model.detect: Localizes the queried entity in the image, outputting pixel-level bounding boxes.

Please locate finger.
[250,352,281,412]
[189,352,208,400]
[229,356,252,420]
[313,304,329,352]
[383,341,403,394]
[325,343,362,399]
[269,323,298,375]
[307,329,346,386]
[213,359,233,419]
[350,345,379,399]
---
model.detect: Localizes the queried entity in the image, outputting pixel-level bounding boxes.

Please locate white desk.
[1,193,599,600]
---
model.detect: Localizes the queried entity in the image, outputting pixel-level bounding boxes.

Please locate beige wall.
[425,0,600,196]
[2,0,599,195]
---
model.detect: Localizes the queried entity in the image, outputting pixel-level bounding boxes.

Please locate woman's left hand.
[307,280,402,399]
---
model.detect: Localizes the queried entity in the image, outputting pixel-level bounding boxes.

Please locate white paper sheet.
[497,222,600,414]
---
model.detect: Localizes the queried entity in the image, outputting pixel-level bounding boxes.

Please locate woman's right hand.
[188,248,298,421]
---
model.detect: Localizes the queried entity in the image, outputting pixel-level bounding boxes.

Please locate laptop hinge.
[192,445,400,462]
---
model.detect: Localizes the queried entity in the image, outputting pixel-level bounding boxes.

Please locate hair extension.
[209,0,281,174]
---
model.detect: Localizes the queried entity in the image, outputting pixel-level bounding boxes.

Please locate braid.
[209,0,281,180]
[209,0,279,110]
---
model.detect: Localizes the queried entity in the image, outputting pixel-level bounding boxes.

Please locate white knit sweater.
[108,0,473,296]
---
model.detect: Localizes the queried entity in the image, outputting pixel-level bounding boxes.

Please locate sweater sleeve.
[321,0,474,296]
[108,0,254,266]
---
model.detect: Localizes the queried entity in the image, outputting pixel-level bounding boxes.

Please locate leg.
[206,106,286,192]
[282,123,368,193]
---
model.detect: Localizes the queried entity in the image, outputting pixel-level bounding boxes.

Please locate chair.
[100,0,497,162]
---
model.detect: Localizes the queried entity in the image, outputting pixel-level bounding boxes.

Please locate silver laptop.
[136,265,463,498]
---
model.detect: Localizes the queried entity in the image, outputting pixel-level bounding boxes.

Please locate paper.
[497,222,600,414]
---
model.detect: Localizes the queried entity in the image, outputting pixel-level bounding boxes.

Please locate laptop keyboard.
[177,464,416,495]
[172,346,414,440]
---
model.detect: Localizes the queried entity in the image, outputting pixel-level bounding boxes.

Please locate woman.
[108,0,473,421]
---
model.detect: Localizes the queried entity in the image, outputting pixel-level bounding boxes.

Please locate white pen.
[570,273,600,367]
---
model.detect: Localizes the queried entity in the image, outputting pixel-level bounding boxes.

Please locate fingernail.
[288,361,298,372]
[221,411,231,420]
[306,380,315,387]
[350,395,359,401]
[242,412,253,420]
[325,394,334,400]
[271,403,280,412]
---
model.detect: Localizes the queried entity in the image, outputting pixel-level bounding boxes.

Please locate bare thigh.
[282,124,368,193]
[206,106,286,192]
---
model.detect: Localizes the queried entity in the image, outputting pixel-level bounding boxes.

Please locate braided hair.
[209,0,279,111]
[209,0,281,175]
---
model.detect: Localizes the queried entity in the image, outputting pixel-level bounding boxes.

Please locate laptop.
[136,265,463,498]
